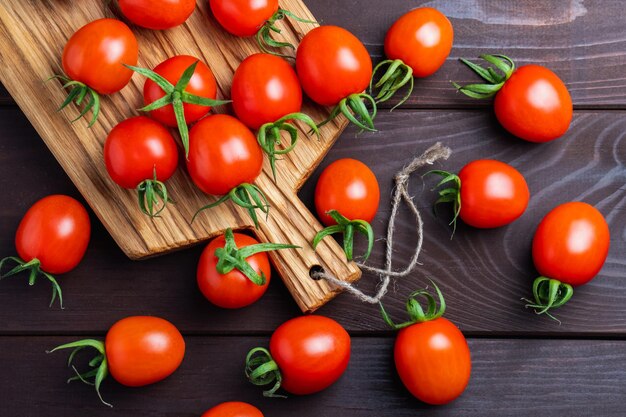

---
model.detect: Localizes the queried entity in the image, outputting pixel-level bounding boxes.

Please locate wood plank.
[2,0,626,108]
[1,336,625,416]
[1,106,624,335]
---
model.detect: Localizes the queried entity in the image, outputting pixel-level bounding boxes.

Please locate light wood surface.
[0,0,360,312]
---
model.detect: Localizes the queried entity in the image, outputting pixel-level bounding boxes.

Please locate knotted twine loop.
[311,142,452,303]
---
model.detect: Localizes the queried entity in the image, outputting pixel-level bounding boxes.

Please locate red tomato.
[532,202,610,286]
[143,55,218,127]
[197,233,271,308]
[105,316,185,387]
[269,315,350,395]
[495,65,573,143]
[231,53,302,130]
[458,160,529,228]
[119,0,196,30]
[395,317,471,405]
[296,26,373,106]
[385,7,454,77]
[314,159,380,226]
[15,195,90,275]
[209,0,278,37]
[187,114,263,195]
[104,116,179,189]
[202,402,264,417]
[62,18,138,94]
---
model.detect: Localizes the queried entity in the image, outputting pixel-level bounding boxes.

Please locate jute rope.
[312,142,452,303]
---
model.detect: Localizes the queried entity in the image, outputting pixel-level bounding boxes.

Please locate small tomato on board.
[49,316,185,407]
[104,116,179,217]
[372,7,454,107]
[197,228,298,309]
[296,26,377,131]
[118,0,196,30]
[525,202,610,319]
[209,0,315,55]
[56,18,138,125]
[454,55,573,143]
[428,160,530,232]
[0,195,91,308]
[202,402,264,417]
[187,115,268,228]
[231,53,318,180]
[380,283,471,405]
[246,315,351,396]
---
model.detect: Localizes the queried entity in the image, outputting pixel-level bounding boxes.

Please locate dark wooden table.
[1,1,625,416]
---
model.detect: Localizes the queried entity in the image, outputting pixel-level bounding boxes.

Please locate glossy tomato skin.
[104,116,179,189]
[209,0,278,37]
[315,158,380,226]
[385,7,453,78]
[296,26,373,106]
[143,55,218,127]
[202,401,264,417]
[15,195,90,275]
[62,18,138,95]
[197,233,271,309]
[270,315,350,395]
[495,65,573,143]
[187,114,263,195]
[119,0,196,30]
[105,316,185,387]
[395,317,471,405]
[231,53,302,130]
[532,202,610,286]
[458,160,529,228]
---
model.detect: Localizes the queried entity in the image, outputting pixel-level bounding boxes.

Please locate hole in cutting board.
[309,265,325,280]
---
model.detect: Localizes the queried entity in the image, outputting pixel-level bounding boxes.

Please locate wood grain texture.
[1,336,625,416]
[1,107,623,335]
[0,0,361,312]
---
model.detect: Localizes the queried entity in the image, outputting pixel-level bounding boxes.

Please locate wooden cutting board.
[0,0,360,312]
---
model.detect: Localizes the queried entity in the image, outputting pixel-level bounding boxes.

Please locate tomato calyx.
[425,169,462,236]
[257,9,317,58]
[317,93,378,132]
[49,75,101,127]
[192,183,270,229]
[258,112,319,182]
[523,276,575,323]
[215,228,299,285]
[0,256,64,308]
[245,347,286,398]
[452,54,515,99]
[370,59,414,109]
[380,281,446,330]
[125,61,231,158]
[136,167,173,218]
[312,210,374,262]
[47,339,112,407]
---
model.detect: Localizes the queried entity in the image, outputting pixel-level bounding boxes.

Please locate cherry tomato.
[314,159,380,226]
[197,233,271,309]
[105,316,185,387]
[119,0,196,30]
[385,7,453,78]
[187,114,263,195]
[144,55,218,127]
[458,160,529,228]
[202,402,264,417]
[62,18,138,95]
[15,195,90,275]
[231,53,302,130]
[104,116,179,189]
[209,0,278,37]
[395,317,471,405]
[296,26,372,106]
[495,65,573,143]
[532,202,610,286]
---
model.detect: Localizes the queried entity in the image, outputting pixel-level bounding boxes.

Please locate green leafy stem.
[380,280,446,330]
[0,256,63,308]
[452,54,516,99]
[257,9,317,58]
[192,183,270,229]
[312,210,374,262]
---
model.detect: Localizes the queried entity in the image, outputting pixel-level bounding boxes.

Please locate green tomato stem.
[0,256,63,308]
